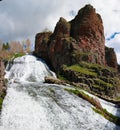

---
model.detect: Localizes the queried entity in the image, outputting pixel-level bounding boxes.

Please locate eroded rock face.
[70,5,105,65]
[34,4,117,71]
[35,32,52,62]
[34,4,120,98]
[0,58,6,95]
[105,47,118,69]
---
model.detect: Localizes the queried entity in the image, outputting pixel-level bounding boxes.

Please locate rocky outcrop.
[0,58,6,93]
[105,47,118,69]
[34,4,118,71]
[70,5,105,65]
[34,4,120,98]
[44,76,66,85]
[0,58,6,111]
[35,32,52,63]
[60,62,120,98]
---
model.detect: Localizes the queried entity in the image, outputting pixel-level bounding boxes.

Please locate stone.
[44,76,66,85]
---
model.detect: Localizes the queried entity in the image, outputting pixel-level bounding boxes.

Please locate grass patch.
[0,97,3,110]
[94,79,113,88]
[79,61,117,73]
[92,84,105,91]
[13,53,25,59]
[65,88,120,126]
[65,89,102,109]
[0,92,5,111]
[92,107,120,126]
[116,97,120,101]
[66,64,97,77]
[57,74,68,81]
[72,52,92,61]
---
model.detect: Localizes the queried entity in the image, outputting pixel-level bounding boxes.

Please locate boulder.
[44,76,66,85]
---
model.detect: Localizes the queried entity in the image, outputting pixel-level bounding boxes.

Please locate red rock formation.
[105,47,118,69]
[34,4,118,71]
[52,17,70,38]
[34,32,52,62]
[70,4,105,65]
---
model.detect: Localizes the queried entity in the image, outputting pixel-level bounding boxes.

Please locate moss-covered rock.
[44,76,66,85]
[59,62,120,99]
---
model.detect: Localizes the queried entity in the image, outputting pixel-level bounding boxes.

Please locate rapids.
[0,55,120,130]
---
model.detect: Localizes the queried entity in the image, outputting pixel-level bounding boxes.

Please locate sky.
[0,0,120,63]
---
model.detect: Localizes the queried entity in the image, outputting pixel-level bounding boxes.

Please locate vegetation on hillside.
[59,61,120,99]
[65,88,120,126]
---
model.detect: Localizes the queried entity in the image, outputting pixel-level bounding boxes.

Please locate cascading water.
[0,55,120,130]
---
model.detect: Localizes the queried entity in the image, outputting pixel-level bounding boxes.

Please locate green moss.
[0,97,4,110]
[57,74,67,81]
[72,52,92,62]
[49,88,55,94]
[65,88,120,126]
[66,64,97,77]
[14,53,25,59]
[4,78,8,84]
[94,79,113,88]
[65,88,102,109]
[79,61,116,73]
[92,107,120,126]
[0,91,6,111]
[116,97,120,101]
[92,84,104,91]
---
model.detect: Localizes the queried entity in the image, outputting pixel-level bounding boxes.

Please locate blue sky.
[106,32,120,41]
[0,0,120,63]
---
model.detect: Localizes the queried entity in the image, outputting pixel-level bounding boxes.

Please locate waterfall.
[5,55,56,83]
[0,55,120,130]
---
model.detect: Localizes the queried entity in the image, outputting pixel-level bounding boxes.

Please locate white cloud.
[106,34,120,63]
[0,0,120,64]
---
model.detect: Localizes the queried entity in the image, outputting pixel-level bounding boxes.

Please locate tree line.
[0,39,32,59]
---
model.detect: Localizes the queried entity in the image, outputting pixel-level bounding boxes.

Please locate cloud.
[106,34,120,63]
[0,0,120,63]
[0,0,91,42]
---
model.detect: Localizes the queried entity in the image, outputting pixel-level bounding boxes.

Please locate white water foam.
[0,55,120,130]
[5,55,56,82]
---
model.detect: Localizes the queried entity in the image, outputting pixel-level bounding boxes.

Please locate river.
[0,55,120,130]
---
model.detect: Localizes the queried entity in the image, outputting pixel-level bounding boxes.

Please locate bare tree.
[25,39,31,53]
[10,41,24,53]
[0,39,3,51]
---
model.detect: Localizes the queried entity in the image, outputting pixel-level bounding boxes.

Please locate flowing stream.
[0,55,120,130]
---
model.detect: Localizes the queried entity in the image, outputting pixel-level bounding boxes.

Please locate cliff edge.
[34,4,120,99]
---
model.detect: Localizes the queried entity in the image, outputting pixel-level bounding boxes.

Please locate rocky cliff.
[34,4,120,99]
[34,4,118,71]
[0,58,6,111]
[0,58,5,93]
